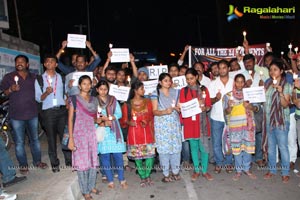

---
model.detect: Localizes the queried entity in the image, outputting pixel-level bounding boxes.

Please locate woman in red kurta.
[179,68,213,182]
[120,81,155,187]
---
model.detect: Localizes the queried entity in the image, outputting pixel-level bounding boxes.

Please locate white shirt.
[208,77,234,122]
[200,75,211,87]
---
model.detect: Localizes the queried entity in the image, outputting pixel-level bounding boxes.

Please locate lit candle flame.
[273,78,277,85]
[266,42,270,47]
[259,71,263,76]
[109,43,113,49]
[293,73,298,80]
[14,76,19,85]
[288,43,292,50]
[294,47,298,54]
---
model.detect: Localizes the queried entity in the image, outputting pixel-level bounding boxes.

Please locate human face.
[211,65,219,77]
[296,55,300,70]
[179,67,187,76]
[218,63,229,77]
[243,59,255,71]
[185,73,198,87]
[235,77,245,91]
[71,54,78,66]
[79,78,92,93]
[230,61,240,72]
[269,64,283,80]
[15,57,29,72]
[138,72,148,81]
[75,56,87,71]
[105,70,116,83]
[160,76,172,89]
[169,66,179,78]
[135,86,145,97]
[193,63,204,76]
[116,70,126,84]
[97,85,109,97]
[43,58,58,71]
[264,56,273,69]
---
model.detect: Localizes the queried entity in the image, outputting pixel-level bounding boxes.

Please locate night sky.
[3,0,300,64]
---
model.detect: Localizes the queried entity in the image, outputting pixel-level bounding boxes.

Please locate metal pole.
[13,0,22,39]
[87,0,91,41]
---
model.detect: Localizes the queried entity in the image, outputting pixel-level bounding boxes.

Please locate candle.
[48,75,52,86]
[171,100,175,108]
[14,76,19,85]
[243,31,247,40]
[266,42,270,47]
[259,71,263,76]
[288,43,292,51]
[236,46,241,53]
[248,70,252,75]
[293,73,298,80]
[230,95,234,100]
[294,47,298,54]
[273,78,277,85]
[281,51,284,56]
[132,113,137,121]
[97,106,102,118]
[127,76,131,85]
[202,91,206,99]
[108,115,113,121]
[109,43,113,49]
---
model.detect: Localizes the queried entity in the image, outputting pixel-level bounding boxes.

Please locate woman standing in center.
[179,68,213,182]
[120,81,155,187]
[151,73,182,182]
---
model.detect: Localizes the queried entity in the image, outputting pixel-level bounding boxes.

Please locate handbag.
[95,125,106,142]
[61,126,70,150]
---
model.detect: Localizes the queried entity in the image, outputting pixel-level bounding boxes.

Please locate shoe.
[0,191,17,200]
[19,166,29,175]
[191,172,200,182]
[52,166,60,173]
[36,162,48,169]
[264,172,275,180]
[202,173,213,181]
[232,172,242,181]
[290,162,295,170]
[282,176,290,183]
[120,180,128,189]
[244,171,257,180]
[3,176,27,187]
[214,166,221,174]
[226,165,234,173]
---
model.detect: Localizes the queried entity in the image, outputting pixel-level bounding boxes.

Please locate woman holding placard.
[179,68,213,182]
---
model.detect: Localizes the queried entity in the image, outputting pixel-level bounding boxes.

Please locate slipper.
[172,174,181,181]
[140,179,147,187]
[161,176,173,183]
[91,188,102,195]
[146,177,154,186]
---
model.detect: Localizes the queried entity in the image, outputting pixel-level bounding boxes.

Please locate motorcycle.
[0,91,11,150]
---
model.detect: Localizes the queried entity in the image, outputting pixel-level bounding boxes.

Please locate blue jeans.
[0,137,16,183]
[234,151,252,173]
[267,122,290,176]
[10,117,41,167]
[210,118,233,166]
[159,153,181,177]
[100,153,124,183]
[181,140,191,163]
[253,132,263,162]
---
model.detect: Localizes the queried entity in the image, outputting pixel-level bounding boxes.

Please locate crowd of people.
[1,39,300,200]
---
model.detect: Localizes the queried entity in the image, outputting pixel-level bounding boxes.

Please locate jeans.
[77,168,97,195]
[100,153,124,183]
[288,113,297,163]
[234,151,252,173]
[159,153,181,177]
[267,122,290,176]
[253,132,263,162]
[42,108,71,167]
[10,116,41,167]
[181,140,191,163]
[0,137,16,183]
[210,118,233,166]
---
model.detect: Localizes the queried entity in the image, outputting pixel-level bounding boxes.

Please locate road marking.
[181,171,199,200]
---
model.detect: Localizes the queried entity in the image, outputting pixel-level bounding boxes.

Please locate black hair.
[95,79,109,90]
[104,65,117,74]
[269,58,286,77]
[229,58,238,66]
[217,59,229,68]
[192,61,205,69]
[78,75,92,85]
[15,54,29,63]
[185,68,200,86]
[76,54,88,62]
[243,54,255,62]
[156,73,172,101]
[168,63,179,71]
[43,54,58,63]
[234,73,246,82]
[128,80,144,101]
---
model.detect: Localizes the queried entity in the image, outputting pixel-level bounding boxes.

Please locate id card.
[192,115,196,121]
[53,98,58,106]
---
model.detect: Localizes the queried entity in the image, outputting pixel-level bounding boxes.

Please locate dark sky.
[4,0,300,64]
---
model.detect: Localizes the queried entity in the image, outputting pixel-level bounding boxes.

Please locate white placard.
[243,86,266,103]
[180,98,202,118]
[66,72,93,86]
[67,34,86,48]
[172,75,187,89]
[142,79,158,95]
[109,84,130,101]
[110,48,130,63]
[147,65,168,80]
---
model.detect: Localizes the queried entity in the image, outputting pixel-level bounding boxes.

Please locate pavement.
[3,134,300,200]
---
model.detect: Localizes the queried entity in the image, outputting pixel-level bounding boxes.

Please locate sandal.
[108,182,115,189]
[232,172,242,181]
[140,179,147,187]
[91,188,102,195]
[83,194,93,200]
[191,172,200,182]
[172,174,181,181]
[146,177,154,186]
[124,165,134,172]
[244,171,257,180]
[120,180,128,189]
[161,176,173,183]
